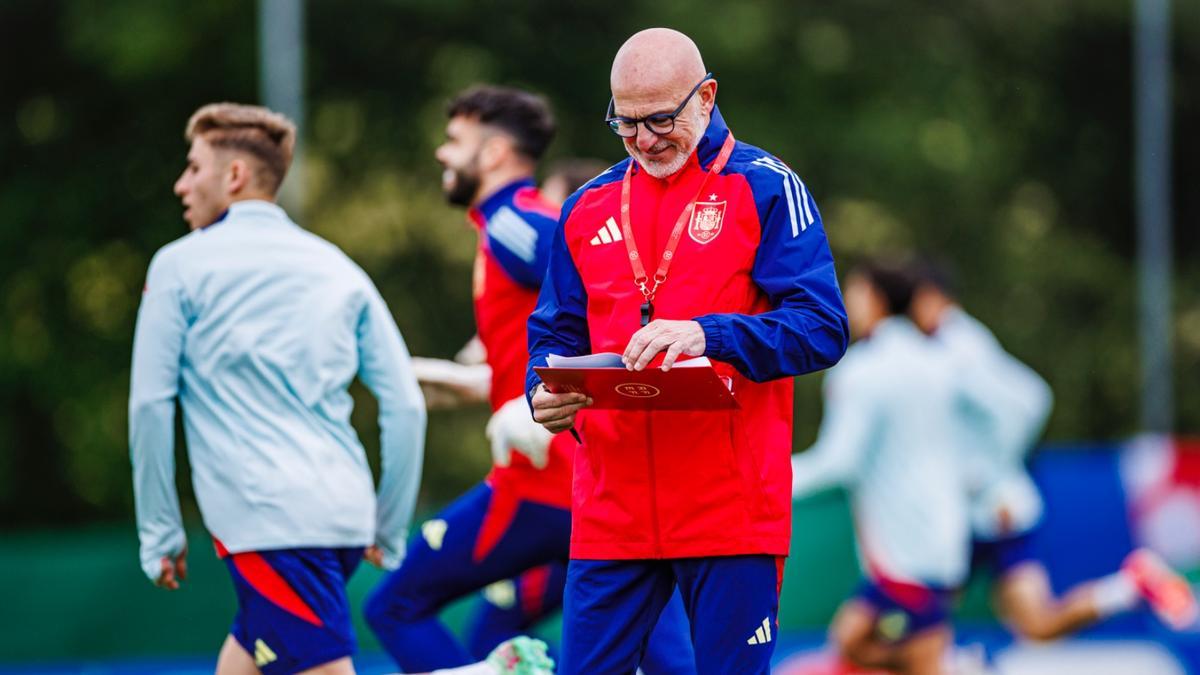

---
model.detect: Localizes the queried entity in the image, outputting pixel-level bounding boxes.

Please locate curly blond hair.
[185,102,297,195]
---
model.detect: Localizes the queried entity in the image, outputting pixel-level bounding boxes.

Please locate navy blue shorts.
[855,578,955,643]
[971,530,1039,579]
[561,555,784,675]
[217,541,362,674]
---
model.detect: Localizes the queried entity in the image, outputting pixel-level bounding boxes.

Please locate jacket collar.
[201,199,288,230]
[695,105,731,171]
[869,316,921,342]
[470,177,536,225]
[226,199,289,220]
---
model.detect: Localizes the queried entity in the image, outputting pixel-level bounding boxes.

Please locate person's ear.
[478,134,511,172]
[226,157,252,195]
[699,80,718,114]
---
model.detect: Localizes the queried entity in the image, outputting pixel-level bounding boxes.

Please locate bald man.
[526,29,848,674]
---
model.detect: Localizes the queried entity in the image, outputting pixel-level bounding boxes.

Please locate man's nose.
[634,124,660,152]
[173,176,187,197]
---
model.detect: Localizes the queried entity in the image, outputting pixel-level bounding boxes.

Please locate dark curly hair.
[447,85,556,161]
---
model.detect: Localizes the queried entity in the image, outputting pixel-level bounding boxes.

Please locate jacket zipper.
[637,169,673,558]
[645,412,662,556]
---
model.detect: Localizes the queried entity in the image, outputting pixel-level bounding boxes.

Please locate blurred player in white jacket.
[792,260,971,675]
[909,262,1197,639]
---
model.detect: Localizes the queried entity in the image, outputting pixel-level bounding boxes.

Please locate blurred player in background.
[909,261,1198,640]
[449,155,611,661]
[129,103,427,675]
[411,156,609,411]
[365,85,695,673]
[791,260,969,675]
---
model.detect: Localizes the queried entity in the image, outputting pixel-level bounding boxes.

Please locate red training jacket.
[527,109,848,559]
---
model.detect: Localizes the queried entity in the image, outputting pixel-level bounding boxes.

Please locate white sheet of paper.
[546,353,711,369]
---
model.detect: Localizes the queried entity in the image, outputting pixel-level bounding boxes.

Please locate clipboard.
[534,354,739,411]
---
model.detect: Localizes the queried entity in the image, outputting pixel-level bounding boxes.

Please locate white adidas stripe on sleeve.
[753,156,815,236]
[752,158,799,237]
[488,207,538,263]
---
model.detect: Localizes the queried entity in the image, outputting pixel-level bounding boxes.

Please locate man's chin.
[183,208,214,230]
[638,153,686,179]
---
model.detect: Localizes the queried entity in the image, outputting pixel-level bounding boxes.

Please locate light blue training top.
[792,317,971,587]
[129,200,425,581]
[936,307,1052,540]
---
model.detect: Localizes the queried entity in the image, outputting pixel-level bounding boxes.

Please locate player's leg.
[998,547,1198,639]
[640,588,697,674]
[364,483,571,672]
[830,578,956,674]
[219,544,363,675]
[466,562,566,660]
[994,561,1109,640]
[364,485,483,671]
[559,559,676,675]
[672,555,781,675]
[982,530,1122,641]
[892,625,952,675]
[828,598,901,671]
[216,634,260,675]
[973,531,1102,640]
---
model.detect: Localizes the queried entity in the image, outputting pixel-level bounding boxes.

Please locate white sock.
[1091,571,1140,617]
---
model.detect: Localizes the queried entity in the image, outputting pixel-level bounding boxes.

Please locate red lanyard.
[619,132,736,325]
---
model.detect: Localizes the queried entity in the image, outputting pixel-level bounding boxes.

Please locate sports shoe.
[485,636,555,675]
[1124,548,1200,630]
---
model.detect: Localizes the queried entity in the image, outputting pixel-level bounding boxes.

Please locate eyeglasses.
[605,73,714,138]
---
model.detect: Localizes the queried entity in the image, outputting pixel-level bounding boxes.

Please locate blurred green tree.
[0,0,1197,526]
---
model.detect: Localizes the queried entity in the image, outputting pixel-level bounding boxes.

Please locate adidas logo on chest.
[590,217,624,246]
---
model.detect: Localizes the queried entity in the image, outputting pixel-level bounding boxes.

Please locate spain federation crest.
[689,197,726,245]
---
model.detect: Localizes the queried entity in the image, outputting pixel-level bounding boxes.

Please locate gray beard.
[632,132,702,179]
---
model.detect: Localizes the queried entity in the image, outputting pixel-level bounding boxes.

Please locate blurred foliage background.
[1,0,1198,529]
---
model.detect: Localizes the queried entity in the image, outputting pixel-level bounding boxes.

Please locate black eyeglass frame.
[605,72,714,138]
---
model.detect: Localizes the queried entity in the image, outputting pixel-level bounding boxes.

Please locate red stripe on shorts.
[230,550,324,627]
[473,488,520,562]
[519,564,552,617]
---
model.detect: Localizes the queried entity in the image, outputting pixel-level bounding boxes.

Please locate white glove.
[486,396,554,469]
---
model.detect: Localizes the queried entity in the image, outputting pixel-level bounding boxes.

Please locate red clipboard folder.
[534,363,739,410]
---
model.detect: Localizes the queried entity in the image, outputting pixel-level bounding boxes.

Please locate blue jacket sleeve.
[486,207,556,289]
[694,161,849,382]
[525,204,591,402]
